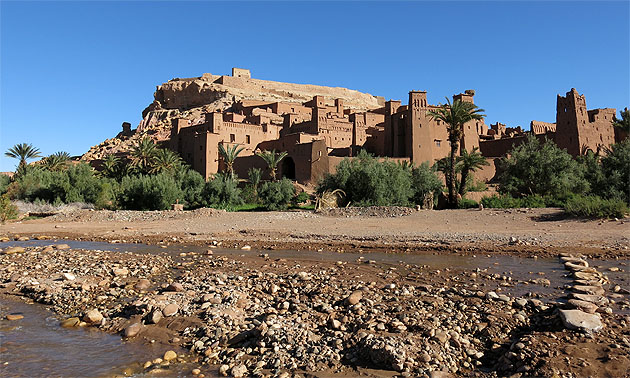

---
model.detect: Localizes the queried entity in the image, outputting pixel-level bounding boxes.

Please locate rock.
[124,322,142,338]
[134,279,151,291]
[60,317,81,327]
[163,350,177,361]
[162,303,179,317]
[514,298,528,308]
[16,236,29,241]
[231,364,247,378]
[149,309,163,324]
[485,291,499,300]
[297,271,311,281]
[346,290,363,305]
[62,272,76,281]
[571,293,610,306]
[330,318,341,329]
[192,369,201,376]
[113,267,129,276]
[240,245,251,250]
[568,299,599,314]
[420,352,431,363]
[83,309,103,324]
[559,309,603,333]
[572,285,605,296]
[2,247,25,255]
[431,371,454,378]
[219,365,230,376]
[55,244,70,250]
[6,314,24,321]
[165,282,184,292]
[565,261,590,271]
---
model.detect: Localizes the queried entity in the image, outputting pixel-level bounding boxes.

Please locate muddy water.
[0,297,151,377]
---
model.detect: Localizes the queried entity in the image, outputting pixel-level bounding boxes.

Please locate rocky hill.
[82,70,384,162]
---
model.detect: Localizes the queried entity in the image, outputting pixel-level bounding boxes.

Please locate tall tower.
[409,91,433,164]
[555,88,588,156]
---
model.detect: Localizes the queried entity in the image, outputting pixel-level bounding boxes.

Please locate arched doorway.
[281,156,296,180]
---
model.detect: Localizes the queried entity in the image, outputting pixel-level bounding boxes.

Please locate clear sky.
[1,0,628,172]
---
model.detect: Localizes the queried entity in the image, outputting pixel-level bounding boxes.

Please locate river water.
[1,239,628,376]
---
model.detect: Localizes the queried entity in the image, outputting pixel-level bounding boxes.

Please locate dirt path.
[3,208,629,258]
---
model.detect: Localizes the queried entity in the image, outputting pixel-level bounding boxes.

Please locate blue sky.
[1,1,628,171]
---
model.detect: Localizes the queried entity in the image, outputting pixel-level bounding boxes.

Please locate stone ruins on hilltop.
[82,68,623,184]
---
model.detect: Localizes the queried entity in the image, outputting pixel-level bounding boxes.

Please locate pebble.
[62,272,76,281]
[83,309,103,324]
[124,322,142,337]
[60,317,81,327]
[162,303,179,317]
[6,314,24,321]
[163,350,177,361]
[230,364,247,378]
[346,290,363,305]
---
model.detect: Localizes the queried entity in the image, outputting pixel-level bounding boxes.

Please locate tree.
[218,143,245,179]
[5,143,41,176]
[427,99,485,208]
[151,148,182,174]
[499,135,588,198]
[457,147,489,196]
[101,154,120,178]
[613,107,629,133]
[42,151,71,172]
[130,137,157,174]
[248,167,263,198]
[256,149,288,181]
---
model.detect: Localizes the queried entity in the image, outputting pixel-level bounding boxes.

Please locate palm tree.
[218,143,245,179]
[101,154,120,178]
[5,143,41,176]
[151,149,182,174]
[256,149,288,181]
[456,147,489,197]
[428,99,485,207]
[247,167,262,198]
[42,151,71,172]
[130,137,156,174]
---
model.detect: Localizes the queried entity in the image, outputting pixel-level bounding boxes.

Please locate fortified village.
[83,68,624,183]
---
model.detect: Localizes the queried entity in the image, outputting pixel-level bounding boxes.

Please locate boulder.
[83,309,103,324]
[559,309,603,333]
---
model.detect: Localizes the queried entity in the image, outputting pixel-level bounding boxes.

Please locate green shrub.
[458,198,479,209]
[119,174,182,210]
[499,135,588,198]
[317,151,414,206]
[411,162,443,205]
[481,194,550,209]
[0,175,10,195]
[176,168,205,208]
[291,191,310,206]
[564,195,629,218]
[259,179,295,210]
[202,174,243,209]
[599,140,630,204]
[0,195,18,222]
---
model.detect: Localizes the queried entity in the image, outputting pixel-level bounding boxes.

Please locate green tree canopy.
[427,99,485,208]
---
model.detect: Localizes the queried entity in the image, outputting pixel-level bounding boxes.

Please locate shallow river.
[1,239,628,377]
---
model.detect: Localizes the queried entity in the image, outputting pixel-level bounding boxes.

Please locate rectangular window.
[246,135,251,144]
[230,134,235,142]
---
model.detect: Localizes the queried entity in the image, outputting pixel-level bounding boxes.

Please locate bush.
[499,135,588,198]
[481,194,549,209]
[202,174,243,209]
[0,175,10,195]
[458,198,479,209]
[599,139,630,204]
[259,179,295,210]
[176,168,205,208]
[317,151,415,206]
[0,195,18,222]
[119,174,182,210]
[291,191,310,207]
[564,195,629,219]
[411,162,443,205]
